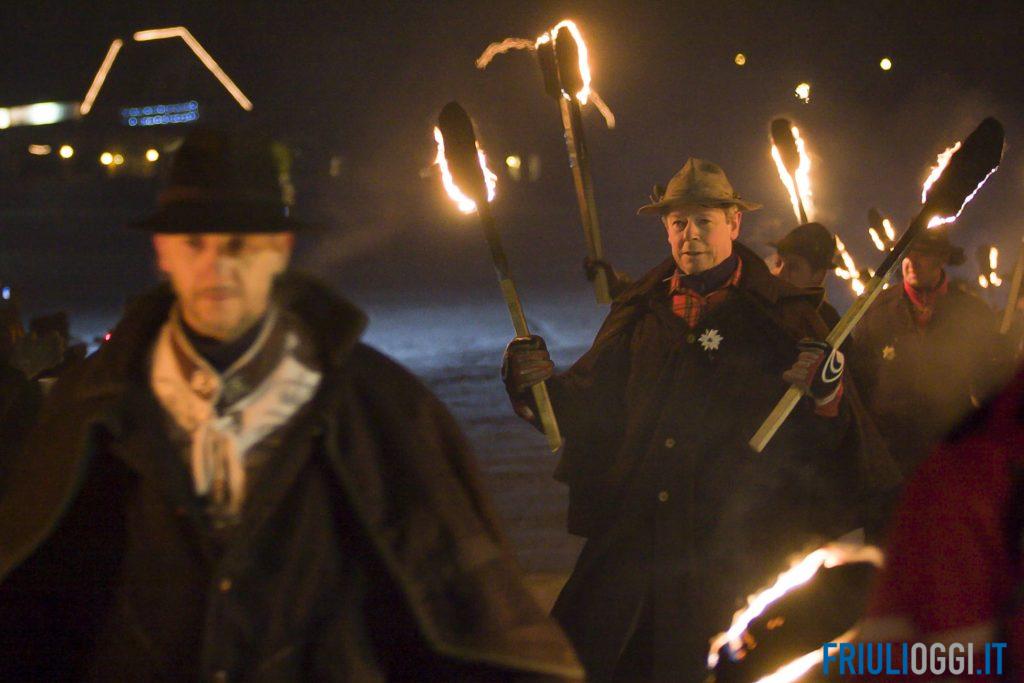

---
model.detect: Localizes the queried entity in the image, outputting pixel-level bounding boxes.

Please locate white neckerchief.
[150,307,322,515]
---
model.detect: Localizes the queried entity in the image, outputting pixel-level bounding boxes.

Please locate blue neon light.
[120,101,199,126]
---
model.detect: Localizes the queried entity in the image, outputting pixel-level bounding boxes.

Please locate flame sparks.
[475,19,616,128]
[433,127,497,214]
[707,542,884,671]
[770,125,814,223]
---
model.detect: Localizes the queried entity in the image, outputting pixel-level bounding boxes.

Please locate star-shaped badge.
[882,345,896,361]
[698,328,723,351]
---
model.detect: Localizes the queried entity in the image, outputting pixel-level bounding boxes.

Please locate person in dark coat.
[504,159,898,682]
[769,221,843,329]
[0,128,582,682]
[852,228,1012,476]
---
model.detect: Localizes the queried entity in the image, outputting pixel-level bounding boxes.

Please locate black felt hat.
[131,127,315,233]
[770,222,840,272]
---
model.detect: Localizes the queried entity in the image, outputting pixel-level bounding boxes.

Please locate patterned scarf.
[668,255,743,328]
[150,306,322,522]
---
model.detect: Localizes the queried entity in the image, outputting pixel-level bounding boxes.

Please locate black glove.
[501,336,553,398]
[783,338,844,405]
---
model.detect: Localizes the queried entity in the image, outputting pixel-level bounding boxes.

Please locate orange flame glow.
[868,228,885,252]
[883,218,896,242]
[979,275,990,289]
[476,20,615,128]
[433,127,497,214]
[707,542,884,671]
[990,246,999,271]
[990,272,1003,287]
[770,125,813,223]
[920,139,997,230]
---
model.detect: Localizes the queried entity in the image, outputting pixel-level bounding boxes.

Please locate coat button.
[657,490,670,503]
[664,437,676,448]
[218,578,233,593]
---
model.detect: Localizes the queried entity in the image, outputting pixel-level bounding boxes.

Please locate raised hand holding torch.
[434,102,562,451]
[751,117,1005,452]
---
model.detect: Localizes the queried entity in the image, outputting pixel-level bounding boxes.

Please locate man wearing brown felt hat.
[502,158,895,681]
[852,225,1012,476]
[0,127,582,681]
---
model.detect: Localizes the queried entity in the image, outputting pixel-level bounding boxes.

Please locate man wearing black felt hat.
[853,226,1012,475]
[0,128,582,681]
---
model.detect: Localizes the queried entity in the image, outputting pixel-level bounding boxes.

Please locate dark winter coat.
[853,280,1011,476]
[543,243,896,681]
[0,274,582,681]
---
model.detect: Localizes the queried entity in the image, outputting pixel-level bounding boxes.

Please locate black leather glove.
[501,335,553,398]
[782,338,844,405]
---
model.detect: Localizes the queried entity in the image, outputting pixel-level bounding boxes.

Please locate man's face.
[901,249,945,289]
[777,252,827,289]
[663,205,741,275]
[153,232,294,341]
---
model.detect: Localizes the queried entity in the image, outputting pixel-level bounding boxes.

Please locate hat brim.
[129,202,322,233]
[637,197,762,216]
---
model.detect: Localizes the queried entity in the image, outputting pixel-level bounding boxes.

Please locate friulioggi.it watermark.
[822,642,1007,677]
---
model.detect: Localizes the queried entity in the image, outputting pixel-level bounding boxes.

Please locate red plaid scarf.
[669,258,743,328]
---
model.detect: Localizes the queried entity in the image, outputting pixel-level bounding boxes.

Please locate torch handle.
[1000,237,1024,335]
[749,215,928,452]
[560,97,611,304]
[478,205,563,452]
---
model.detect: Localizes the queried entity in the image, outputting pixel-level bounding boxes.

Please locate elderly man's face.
[777,252,827,289]
[153,233,294,341]
[663,205,741,275]
[901,249,945,289]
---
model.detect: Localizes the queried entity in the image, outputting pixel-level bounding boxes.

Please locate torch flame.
[834,236,867,295]
[990,272,1003,287]
[770,125,814,223]
[433,127,497,214]
[707,542,884,671]
[753,628,858,683]
[540,20,592,104]
[990,246,999,271]
[868,227,886,252]
[882,218,896,242]
[920,139,996,229]
[979,274,990,289]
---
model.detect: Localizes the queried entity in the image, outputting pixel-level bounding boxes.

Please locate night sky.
[2,1,1023,322]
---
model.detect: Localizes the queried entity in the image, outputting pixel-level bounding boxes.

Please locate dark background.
[1,0,1022,326]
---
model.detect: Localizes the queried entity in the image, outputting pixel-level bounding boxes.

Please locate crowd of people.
[0,128,1020,681]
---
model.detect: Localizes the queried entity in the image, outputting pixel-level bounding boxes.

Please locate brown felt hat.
[908,227,966,266]
[769,222,840,272]
[637,158,762,216]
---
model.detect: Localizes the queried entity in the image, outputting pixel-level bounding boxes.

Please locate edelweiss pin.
[698,328,723,351]
[882,345,896,361]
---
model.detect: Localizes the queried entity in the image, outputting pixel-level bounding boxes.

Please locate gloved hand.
[502,336,553,397]
[782,338,844,407]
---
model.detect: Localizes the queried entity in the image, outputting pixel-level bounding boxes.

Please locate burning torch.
[477,20,616,304]
[750,117,1005,452]
[867,207,897,252]
[770,118,813,225]
[434,102,562,451]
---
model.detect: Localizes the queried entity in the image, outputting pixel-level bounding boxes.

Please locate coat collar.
[77,272,367,404]
[616,241,822,309]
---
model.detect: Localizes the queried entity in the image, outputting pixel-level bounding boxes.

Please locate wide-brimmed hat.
[637,158,762,216]
[131,127,315,233]
[769,222,840,272]
[908,227,966,266]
